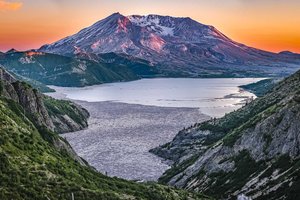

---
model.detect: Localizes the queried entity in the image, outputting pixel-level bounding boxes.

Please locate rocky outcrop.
[0,67,89,134]
[0,66,16,83]
[0,67,54,130]
[43,96,89,133]
[152,69,300,199]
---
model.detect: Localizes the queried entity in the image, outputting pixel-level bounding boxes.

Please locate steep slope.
[0,67,89,133]
[151,70,300,199]
[0,68,209,199]
[40,13,300,77]
[0,67,54,130]
[0,67,87,166]
[43,96,89,133]
[12,72,55,93]
[82,52,160,77]
[0,50,139,87]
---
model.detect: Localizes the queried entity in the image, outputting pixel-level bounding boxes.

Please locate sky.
[0,0,300,53]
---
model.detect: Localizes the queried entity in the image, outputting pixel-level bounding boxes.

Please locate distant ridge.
[6,48,19,54]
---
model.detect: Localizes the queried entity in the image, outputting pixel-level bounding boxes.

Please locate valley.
[46,78,261,181]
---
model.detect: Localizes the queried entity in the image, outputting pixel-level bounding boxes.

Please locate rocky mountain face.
[40,13,300,78]
[0,67,55,130]
[0,67,88,133]
[151,69,300,199]
[0,68,208,200]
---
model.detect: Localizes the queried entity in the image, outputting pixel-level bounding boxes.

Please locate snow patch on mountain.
[128,15,174,36]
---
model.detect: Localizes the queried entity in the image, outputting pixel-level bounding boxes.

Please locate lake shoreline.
[48,77,263,118]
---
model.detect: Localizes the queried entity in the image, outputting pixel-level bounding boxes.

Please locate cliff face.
[0,67,89,134]
[0,67,54,130]
[152,70,300,199]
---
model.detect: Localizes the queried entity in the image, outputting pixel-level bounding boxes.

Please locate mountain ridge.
[0,50,144,88]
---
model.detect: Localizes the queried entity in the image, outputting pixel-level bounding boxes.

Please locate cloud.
[0,0,22,11]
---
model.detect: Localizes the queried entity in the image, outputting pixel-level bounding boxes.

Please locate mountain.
[76,52,160,77]
[0,67,209,199]
[0,50,141,88]
[40,13,300,78]
[151,69,300,199]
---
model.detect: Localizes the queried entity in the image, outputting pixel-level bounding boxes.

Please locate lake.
[47,78,264,181]
[49,78,264,118]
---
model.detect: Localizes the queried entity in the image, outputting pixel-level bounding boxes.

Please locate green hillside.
[0,51,139,87]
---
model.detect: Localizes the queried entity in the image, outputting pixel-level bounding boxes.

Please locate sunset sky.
[1,0,300,53]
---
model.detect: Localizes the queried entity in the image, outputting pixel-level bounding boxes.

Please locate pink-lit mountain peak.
[39,13,300,77]
[40,12,229,55]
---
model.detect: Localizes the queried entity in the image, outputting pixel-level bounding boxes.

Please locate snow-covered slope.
[40,13,300,77]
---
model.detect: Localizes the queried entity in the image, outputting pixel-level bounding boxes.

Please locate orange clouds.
[0,0,22,11]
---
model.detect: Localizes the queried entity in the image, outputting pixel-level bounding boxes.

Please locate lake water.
[49,78,264,118]
[47,78,264,181]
